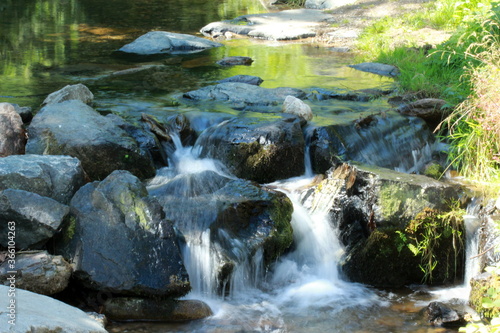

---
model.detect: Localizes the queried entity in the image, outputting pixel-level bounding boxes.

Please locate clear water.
[1,1,472,332]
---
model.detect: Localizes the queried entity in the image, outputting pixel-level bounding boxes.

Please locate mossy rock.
[470,271,500,320]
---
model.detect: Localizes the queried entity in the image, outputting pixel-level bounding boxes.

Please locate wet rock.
[118,31,223,55]
[201,9,333,41]
[0,103,26,157]
[0,189,70,249]
[196,115,305,183]
[0,154,86,204]
[425,301,467,327]
[282,95,313,121]
[56,170,190,297]
[397,98,451,129]
[0,251,72,295]
[141,113,197,148]
[218,75,263,86]
[349,62,400,77]
[217,56,253,66]
[103,297,213,322]
[308,110,434,174]
[149,170,294,289]
[42,83,94,106]
[0,285,108,333]
[26,100,155,180]
[183,82,306,111]
[300,163,464,287]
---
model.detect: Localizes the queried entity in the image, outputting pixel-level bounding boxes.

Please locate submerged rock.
[0,154,86,204]
[196,115,305,183]
[0,189,69,249]
[103,297,213,322]
[0,285,107,332]
[216,56,253,66]
[26,100,155,180]
[118,31,223,55]
[218,75,263,86]
[56,170,190,297]
[0,251,72,295]
[42,83,94,106]
[300,163,464,287]
[0,103,26,157]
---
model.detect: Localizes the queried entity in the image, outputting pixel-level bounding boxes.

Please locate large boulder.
[0,154,86,204]
[0,285,107,333]
[182,82,306,111]
[56,170,190,297]
[201,9,333,40]
[308,110,434,174]
[118,31,223,55]
[103,297,212,322]
[196,115,305,183]
[0,103,26,157]
[300,163,464,287]
[0,251,72,295]
[26,100,155,180]
[42,83,94,106]
[0,189,70,249]
[148,170,294,291]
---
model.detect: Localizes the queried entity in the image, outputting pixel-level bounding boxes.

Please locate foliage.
[396,205,465,283]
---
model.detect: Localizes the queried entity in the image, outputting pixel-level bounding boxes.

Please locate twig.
[470,245,496,259]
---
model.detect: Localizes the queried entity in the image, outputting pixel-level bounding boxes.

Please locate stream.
[0,0,477,332]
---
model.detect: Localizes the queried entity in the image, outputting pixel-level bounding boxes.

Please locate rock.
[349,62,400,77]
[56,170,190,297]
[103,297,213,321]
[469,272,500,320]
[425,301,467,327]
[308,110,434,174]
[0,154,86,204]
[196,115,305,183]
[282,95,313,121]
[0,285,108,333]
[306,0,357,9]
[218,75,263,86]
[141,113,197,148]
[0,103,26,157]
[0,251,72,295]
[118,31,223,55]
[148,170,294,290]
[11,103,33,123]
[0,189,70,249]
[201,9,334,41]
[183,82,306,111]
[26,100,155,180]
[300,163,464,287]
[216,56,253,66]
[42,83,94,106]
[397,98,451,129]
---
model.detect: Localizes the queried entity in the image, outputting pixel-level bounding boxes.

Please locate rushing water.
[1,1,477,332]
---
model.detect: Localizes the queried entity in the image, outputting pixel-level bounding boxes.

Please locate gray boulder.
[119,31,223,55]
[0,103,26,157]
[0,154,86,204]
[218,75,263,86]
[0,251,72,295]
[103,297,213,322]
[201,9,333,41]
[42,83,94,106]
[196,115,305,183]
[0,285,107,333]
[56,170,190,297]
[183,82,306,111]
[282,95,313,121]
[425,301,467,327]
[349,62,400,77]
[26,100,155,180]
[0,189,69,249]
